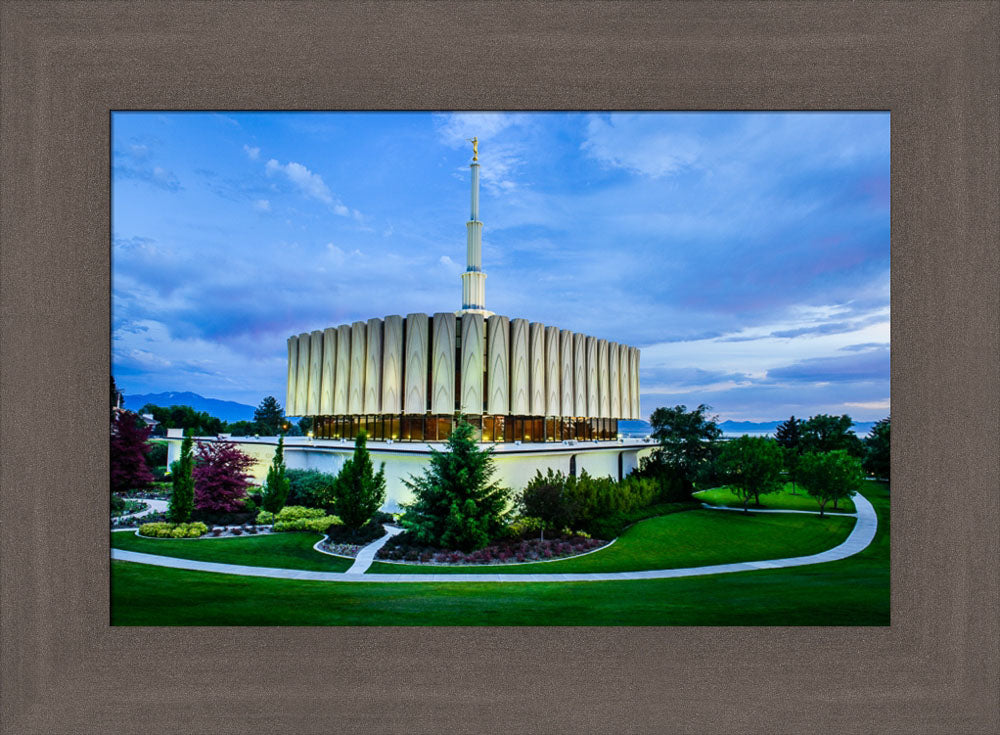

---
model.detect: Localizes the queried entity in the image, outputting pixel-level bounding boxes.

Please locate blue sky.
[112,111,890,422]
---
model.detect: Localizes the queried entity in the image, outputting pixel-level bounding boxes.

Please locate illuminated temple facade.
[284,142,640,443]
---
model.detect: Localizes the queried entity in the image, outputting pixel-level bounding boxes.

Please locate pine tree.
[261,435,291,514]
[401,420,511,551]
[331,431,386,530]
[253,396,284,436]
[168,432,195,522]
[775,416,803,494]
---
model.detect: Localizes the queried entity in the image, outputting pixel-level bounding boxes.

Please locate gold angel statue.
[467,136,478,161]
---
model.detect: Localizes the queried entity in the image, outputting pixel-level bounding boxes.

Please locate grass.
[110,481,888,625]
[367,509,855,574]
[111,530,353,572]
[694,482,856,513]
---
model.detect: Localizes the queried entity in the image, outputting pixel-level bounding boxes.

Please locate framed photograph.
[3,2,997,733]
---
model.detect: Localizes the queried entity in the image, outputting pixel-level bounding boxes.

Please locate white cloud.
[582,114,701,178]
[253,199,270,211]
[265,158,350,214]
[844,399,890,410]
[243,144,260,160]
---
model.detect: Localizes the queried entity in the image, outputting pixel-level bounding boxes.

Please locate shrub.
[268,504,339,533]
[111,410,154,495]
[256,510,274,524]
[285,469,336,508]
[274,505,326,521]
[138,521,208,538]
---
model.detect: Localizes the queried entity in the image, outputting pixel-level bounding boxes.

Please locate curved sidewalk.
[111,492,878,583]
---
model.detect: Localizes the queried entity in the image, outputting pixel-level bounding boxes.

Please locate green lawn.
[111,530,353,572]
[110,481,889,626]
[694,482,856,513]
[367,510,854,574]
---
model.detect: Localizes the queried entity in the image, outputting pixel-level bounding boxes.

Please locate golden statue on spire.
[468,136,478,162]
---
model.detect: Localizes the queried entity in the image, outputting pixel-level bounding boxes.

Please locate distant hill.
[124,391,257,423]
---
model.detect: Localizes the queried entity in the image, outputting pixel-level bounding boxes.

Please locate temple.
[283,140,641,444]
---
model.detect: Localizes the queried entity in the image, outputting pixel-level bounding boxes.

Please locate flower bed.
[317,540,366,558]
[375,533,607,566]
[111,499,148,518]
[111,511,168,529]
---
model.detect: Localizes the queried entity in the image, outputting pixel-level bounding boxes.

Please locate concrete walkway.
[701,503,857,517]
[110,492,878,584]
[345,525,404,574]
[116,497,169,521]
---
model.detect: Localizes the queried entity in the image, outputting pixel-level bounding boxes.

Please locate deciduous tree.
[192,439,255,512]
[801,414,864,457]
[648,404,722,491]
[716,435,784,511]
[775,416,804,493]
[110,410,154,496]
[799,450,864,517]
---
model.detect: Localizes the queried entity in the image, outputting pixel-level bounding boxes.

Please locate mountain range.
[123,392,878,435]
[123,391,257,423]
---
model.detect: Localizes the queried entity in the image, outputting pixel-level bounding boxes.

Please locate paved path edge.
[111,492,878,584]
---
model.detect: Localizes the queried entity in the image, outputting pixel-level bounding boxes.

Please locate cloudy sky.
[112,111,890,422]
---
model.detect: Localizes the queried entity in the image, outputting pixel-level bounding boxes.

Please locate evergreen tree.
[401,420,511,551]
[168,432,195,522]
[331,431,386,530]
[261,436,291,514]
[863,417,891,482]
[775,416,803,493]
[110,410,154,496]
[253,396,284,436]
[716,435,784,511]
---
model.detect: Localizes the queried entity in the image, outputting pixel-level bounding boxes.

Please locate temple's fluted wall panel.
[363,318,383,414]
[403,313,429,414]
[509,318,530,415]
[286,314,641,427]
[487,315,509,414]
[529,322,545,415]
[381,315,403,414]
[618,343,630,420]
[295,332,310,416]
[286,337,298,415]
[544,326,560,416]
[321,327,336,415]
[308,331,323,416]
[334,325,351,415]
[631,347,641,420]
[597,339,610,419]
[585,336,598,418]
[348,321,366,414]
[559,329,574,418]
[460,313,484,415]
[573,333,586,417]
[609,342,620,419]
[430,313,455,414]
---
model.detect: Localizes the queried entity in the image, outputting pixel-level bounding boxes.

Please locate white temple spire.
[457,137,492,317]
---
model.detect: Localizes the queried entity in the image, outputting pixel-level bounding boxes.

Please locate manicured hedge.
[138,521,209,538]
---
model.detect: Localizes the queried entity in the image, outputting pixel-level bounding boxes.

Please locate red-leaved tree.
[192,439,255,512]
[110,410,154,495]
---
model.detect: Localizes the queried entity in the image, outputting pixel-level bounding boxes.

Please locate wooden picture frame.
[1,2,996,732]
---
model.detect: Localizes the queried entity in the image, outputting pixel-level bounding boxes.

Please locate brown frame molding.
[2,1,997,732]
